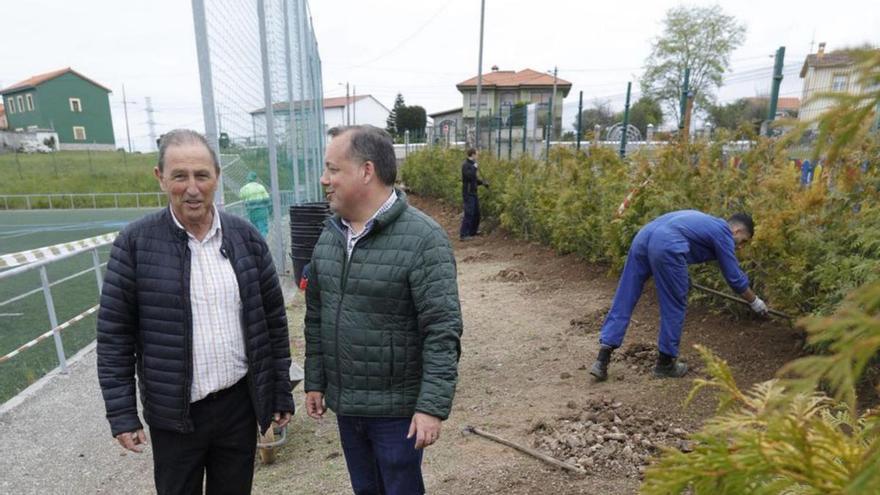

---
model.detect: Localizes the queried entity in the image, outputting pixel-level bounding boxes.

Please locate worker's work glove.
[749,296,768,315]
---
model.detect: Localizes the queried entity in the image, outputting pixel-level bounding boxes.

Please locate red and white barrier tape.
[0,305,99,364]
[0,233,117,270]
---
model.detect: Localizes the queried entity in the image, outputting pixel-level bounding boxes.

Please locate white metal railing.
[0,234,115,372]
[0,192,166,210]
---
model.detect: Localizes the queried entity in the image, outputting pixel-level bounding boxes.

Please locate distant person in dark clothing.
[460,148,488,241]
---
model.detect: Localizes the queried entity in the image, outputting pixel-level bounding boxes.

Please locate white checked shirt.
[169,206,248,402]
[341,190,397,257]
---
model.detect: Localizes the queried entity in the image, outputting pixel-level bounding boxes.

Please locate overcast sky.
[4,0,878,151]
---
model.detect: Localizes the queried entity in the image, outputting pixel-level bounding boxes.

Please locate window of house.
[73,126,87,140]
[468,93,488,109]
[500,91,517,107]
[530,91,550,104]
[17,96,24,113]
[26,94,34,112]
[69,98,82,112]
[831,74,848,92]
[5,98,13,114]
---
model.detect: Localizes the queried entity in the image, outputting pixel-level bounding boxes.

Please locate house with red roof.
[1,68,115,150]
[456,66,571,137]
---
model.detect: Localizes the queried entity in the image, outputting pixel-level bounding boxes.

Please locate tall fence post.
[576,90,583,152]
[92,248,103,293]
[679,67,691,132]
[191,0,224,208]
[39,266,68,374]
[619,82,632,158]
[284,0,301,205]
[496,117,502,159]
[507,112,513,160]
[766,46,786,136]
[257,0,287,274]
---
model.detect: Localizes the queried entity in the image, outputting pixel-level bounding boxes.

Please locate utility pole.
[352,85,357,124]
[474,0,486,149]
[121,84,133,153]
[766,46,786,136]
[345,82,350,125]
[145,97,158,151]
[619,82,632,158]
[545,66,557,160]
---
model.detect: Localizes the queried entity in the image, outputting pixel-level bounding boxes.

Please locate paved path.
[0,348,155,494]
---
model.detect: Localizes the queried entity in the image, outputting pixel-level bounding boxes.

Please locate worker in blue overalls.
[590,210,769,381]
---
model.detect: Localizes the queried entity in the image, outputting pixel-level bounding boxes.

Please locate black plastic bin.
[289,202,331,284]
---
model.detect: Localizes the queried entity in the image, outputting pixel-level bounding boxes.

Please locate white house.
[322,95,390,130]
[251,95,390,135]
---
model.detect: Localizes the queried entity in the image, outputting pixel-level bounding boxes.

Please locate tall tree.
[640,5,746,124]
[705,98,767,132]
[396,105,427,136]
[386,93,405,136]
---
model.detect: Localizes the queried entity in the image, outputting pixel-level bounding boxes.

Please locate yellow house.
[799,42,876,123]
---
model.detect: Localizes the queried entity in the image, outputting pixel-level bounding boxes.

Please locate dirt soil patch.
[257,194,804,494]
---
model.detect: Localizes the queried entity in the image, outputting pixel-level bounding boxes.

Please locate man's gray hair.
[328,125,397,186]
[157,129,220,172]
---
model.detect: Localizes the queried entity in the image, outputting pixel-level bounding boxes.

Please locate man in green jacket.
[304,125,463,495]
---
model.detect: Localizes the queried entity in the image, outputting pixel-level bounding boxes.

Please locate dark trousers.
[150,378,257,495]
[460,193,481,238]
[337,416,425,495]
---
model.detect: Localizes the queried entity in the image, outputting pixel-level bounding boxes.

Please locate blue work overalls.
[598,210,749,357]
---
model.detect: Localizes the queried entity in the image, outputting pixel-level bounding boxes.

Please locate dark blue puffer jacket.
[97,208,294,436]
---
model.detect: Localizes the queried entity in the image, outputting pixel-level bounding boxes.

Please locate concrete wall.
[0,129,60,151]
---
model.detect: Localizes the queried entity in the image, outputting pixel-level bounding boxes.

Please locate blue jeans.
[336,416,425,495]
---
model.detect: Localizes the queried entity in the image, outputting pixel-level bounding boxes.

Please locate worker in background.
[589,210,769,381]
[239,171,272,236]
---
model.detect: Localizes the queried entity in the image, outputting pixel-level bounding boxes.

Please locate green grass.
[0,208,156,403]
[0,150,159,195]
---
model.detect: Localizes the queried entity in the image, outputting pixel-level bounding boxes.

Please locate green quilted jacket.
[304,190,462,419]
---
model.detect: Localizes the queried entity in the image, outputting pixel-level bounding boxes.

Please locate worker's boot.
[653,352,688,378]
[589,344,614,382]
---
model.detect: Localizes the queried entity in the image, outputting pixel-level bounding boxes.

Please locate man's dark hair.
[728,213,755,237]
[328,125,397,186]
[157,129,220,173]
[466,147,477,157]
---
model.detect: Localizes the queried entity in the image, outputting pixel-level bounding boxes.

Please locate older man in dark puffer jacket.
[97,129,294,495]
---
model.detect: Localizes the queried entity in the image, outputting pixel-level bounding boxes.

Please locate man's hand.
[305,391,326,419]
[407,412,442,449]
[749,296,768,315]
[115,429,147,453]
[480,181,490,188]
[274,411,293,428]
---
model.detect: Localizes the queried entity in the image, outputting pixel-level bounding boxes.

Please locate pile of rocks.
[489,268,529,283]
[530,397,693,477]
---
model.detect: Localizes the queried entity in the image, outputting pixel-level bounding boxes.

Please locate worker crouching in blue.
[590,210,769,381]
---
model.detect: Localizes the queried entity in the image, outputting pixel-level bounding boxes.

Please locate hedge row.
[400,136,880,315]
